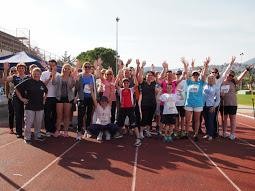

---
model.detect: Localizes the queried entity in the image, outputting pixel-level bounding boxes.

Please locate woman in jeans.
[53,63,75,137]
[75,62,97,140]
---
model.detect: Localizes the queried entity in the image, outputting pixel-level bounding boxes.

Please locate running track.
[0,115,254,191]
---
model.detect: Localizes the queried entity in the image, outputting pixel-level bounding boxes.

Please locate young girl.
[159,84,179,142]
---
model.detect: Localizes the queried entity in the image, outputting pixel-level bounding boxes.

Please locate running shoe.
[193,135,198,142]
[24,139,32,144]
[105,131,111,141]
[45,132,51,137]
[76,132,82,141]
[229,133,236,140]
[144,130,152,137]
[114,132,123,139]
[134,138,142,147]
[97,131,103,141]
[167,135,173,142]
[34,136,45,142]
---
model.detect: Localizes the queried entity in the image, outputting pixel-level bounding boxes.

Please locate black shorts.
[57,97,73,103]
[117,107,136,128]
[221,106,237,115]
[161,114,176,125]
[176,106,185,117]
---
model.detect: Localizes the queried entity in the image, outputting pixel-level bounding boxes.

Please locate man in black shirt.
[15,68,48,144]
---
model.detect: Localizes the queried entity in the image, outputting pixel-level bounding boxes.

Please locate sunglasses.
[11,70,17,73]
[192,73,199,76]
[84,66,91,69]
[229,74,234,77]
[106,73,112,76]
[211,72,217,74]
[64,68,71,71]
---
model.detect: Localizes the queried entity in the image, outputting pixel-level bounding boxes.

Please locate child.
[116,78,141,147]
[159,83,178,142]
[87,87,117,141]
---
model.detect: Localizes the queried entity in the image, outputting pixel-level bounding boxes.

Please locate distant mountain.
[244,57,255,65]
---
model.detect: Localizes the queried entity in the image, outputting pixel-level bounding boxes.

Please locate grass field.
[237,94,255,106]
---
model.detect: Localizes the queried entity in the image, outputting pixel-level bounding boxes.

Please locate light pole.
[240,52,244,89]
[115,17,120,75]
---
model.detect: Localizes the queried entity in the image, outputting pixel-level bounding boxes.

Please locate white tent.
[0,51,37,63]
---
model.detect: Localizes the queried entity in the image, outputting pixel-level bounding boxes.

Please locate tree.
[76,47,117,74]
[59,51,76,66]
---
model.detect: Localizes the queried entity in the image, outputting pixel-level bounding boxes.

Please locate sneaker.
[139,131,145,139]
[167,135,173,142]
[53,131,60,138]
[105,131,111,141]
[45,132,51,137]
[208,136,213,141]
[63,131,69,137]
[163,135,168,142]
[97,131,103,141]
[9,129,14,134]
[16,134,23,138]
[144,130,152,138]
[172,132,179,139]
[193,135,198,142]
[181,131,188,139]
[84,130,92,138]
[203,135,209,139]
[76,132,82,141]
[229,134,236,140]
[134,138,142,147]
[34,136,45,141]
[222,132,228,138]
[24,139,32,144]
[114,132,123,139]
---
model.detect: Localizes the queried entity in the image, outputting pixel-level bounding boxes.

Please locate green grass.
[237,94,255,106]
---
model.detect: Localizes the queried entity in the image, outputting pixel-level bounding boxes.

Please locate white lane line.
[237,113,254,120]
[17,141,79,191]
[237,122,255,129]
[131,146,139,191]
[189,138,242,191]
[237,138,255,148]
[0,139,20,149]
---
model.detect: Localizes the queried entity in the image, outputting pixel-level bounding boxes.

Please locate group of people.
[2,56,253,146]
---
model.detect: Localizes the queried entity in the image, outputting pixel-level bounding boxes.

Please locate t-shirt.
[102,79,116,101]
[82,75,94,98]
[95,105,111,125]
[119,88,134,108]
[221,81,237,106]
[140,81,156,107]
[16,79,48,111]
[185,79,204,108]
[160,93,178,114]
[12,75,29,98]
[40,70,60,97]
[174,80,186,106]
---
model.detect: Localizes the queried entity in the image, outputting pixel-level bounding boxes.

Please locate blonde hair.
[32,67,42,75]
[61,63,72,76]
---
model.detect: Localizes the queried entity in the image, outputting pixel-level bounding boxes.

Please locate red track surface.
[0,115,254,191]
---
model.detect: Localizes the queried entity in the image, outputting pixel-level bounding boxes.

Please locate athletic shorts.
[185,106,203,112]
[161,114,176,125]
[176,106,185,117]
[221,106,237,115]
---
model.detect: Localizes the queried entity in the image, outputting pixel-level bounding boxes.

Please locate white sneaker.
[203,135,209,139]
[84,130,92,138]
[208,136,213,141]
[76,132,82,141]
[229,133,236,140]
[145,130,152,137]
[45,132,51,137]
[134,138,142,147]
[223,132,228,138]
[140,131,144,139]
[105,131,111,141]
[97,131,103,141]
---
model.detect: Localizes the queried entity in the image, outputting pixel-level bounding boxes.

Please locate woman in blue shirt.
[183,57,210,142]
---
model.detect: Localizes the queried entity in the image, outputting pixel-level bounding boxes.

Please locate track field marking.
[17,141,80,191]
[131,146,139,191]
[189,138,242,191]
[0,139,20,149]
[237,113,255,120]
[236,138,255,148]
[237,122,255,129]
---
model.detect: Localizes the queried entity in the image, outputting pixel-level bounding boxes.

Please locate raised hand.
[3,62,10,71]
[126,58,132,66]
[97,57,103,66]
[136,59,140,66]
[230,56,236,65]
[181,57,188,65]
[191,59,195,68]
[142,61,146,68]
[204,57,210,67]
[162,61,168,69]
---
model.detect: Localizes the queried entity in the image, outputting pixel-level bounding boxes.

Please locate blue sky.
[1,0,254,68]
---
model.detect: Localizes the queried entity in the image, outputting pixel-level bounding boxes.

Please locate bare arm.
[159,61,168,80]
[236,65,254,84]
[201,57,210,82]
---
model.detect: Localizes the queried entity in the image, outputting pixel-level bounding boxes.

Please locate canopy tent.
[0,51,37,63]
[0,51,45,71]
